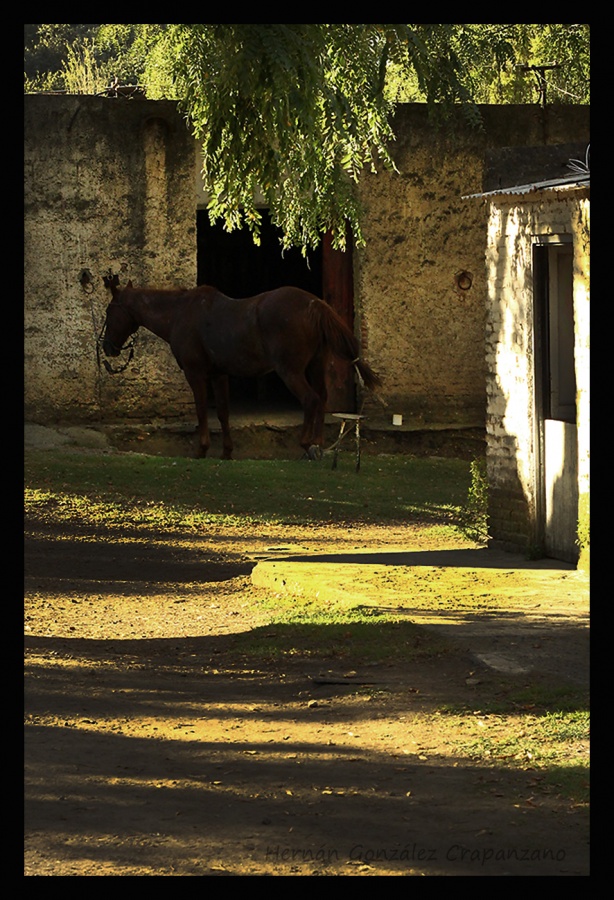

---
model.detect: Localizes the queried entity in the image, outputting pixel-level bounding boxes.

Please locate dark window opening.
[196,209,323,409]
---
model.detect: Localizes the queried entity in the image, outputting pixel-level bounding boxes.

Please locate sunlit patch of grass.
[432,695,589,803]
[439,680,589,717]
[541,763,590,805]
[229,591,452,662]
[25,486,253,532]
[229,612,452,664]
[24,449,472,530]
[451,712,589,763]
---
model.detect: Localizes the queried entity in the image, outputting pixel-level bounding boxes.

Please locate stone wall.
[24,95,589,436]
[24,94,197,425]
[355,105,590,430]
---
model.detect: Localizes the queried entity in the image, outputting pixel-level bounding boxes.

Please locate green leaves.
[149,24,402,254]
[25,24,589,252]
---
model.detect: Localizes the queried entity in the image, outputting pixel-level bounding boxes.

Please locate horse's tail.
[313,300,381,392]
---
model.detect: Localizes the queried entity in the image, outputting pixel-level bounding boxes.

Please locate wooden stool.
[330,413,365,472]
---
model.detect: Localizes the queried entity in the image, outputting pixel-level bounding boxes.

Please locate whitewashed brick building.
[466,164,590,566]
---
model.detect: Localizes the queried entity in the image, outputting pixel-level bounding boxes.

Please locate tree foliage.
[24,24,100,91]
[24,23,589,252]
[150,25,416,251]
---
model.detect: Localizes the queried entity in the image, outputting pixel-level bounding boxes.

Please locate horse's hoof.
[307,444,323,461]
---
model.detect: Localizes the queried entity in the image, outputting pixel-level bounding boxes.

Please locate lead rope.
[86,287,106,407]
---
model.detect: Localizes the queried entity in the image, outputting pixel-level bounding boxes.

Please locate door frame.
[532,233,579,561]
[322,230,355,411]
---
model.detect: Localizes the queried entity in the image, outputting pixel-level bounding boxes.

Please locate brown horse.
[101,275,381,459]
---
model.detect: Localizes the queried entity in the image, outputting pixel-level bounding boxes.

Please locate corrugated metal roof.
[463,173,590,200]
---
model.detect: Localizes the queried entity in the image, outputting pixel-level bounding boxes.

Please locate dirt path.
[24,508,589,876]
[250,541,589,687]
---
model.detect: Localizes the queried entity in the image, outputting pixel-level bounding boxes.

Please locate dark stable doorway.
[197,209,323,409]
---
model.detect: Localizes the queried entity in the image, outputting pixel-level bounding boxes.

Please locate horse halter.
[96,317,136,374]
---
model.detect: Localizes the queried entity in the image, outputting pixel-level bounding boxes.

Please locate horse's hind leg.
[278,367,326,459]
[211,374,233,460]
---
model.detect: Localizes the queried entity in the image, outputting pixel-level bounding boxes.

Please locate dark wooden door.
[322,232,355,411]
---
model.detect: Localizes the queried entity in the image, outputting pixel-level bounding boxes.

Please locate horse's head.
[101,275,138,358]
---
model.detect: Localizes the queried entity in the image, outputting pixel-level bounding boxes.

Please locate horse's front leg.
[295,357,328,459]
[184,368,211,458]
[211,374,233,460]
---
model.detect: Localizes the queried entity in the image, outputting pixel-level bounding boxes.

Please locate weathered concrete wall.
[24,96,589,437]
[482,189,589,561]
[354,105,590,430]
[483,199,541,549]
[573,197,591,570]
[24,94,197,425]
